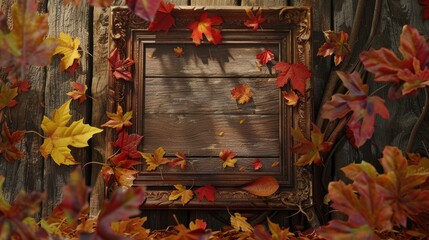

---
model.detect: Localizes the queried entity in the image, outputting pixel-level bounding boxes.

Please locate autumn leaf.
[148,0,175,32]
[142,147,169,171]
[164,224,209,240]
[108,48,136,81]
[256,49,275,65]
[10,80,31,94]
[250,159,262,170]
[321,71,389,147]
[169,184,194,206]
[173,46,184,57]
[101,105,133,131]
[0,81,18,110]
[39,100,103,165]
[168,152,187,170]
[0,122,25,163]
[283,90,299,106]
[420,0,429,19]
[113,131,143,159]
[109,157,141,187]
[189,219,207,230]
[111,217,150,239]
[195,184,218,202]
[273,61,312,95]
[94,187,145,239]
[0,2,57,82]
[317,30,351,66]
[230,213,253,233]
[66,82,87,104]
[52,32,81,72]
[360,25,429,99]
[244,8,266,31]
[187,11,223,46]
[241,176,279,197]
[291,124,332,166]
[231,84,253,104]
[88,0,113,7]
[126,0,161,22]
[219,149,237,168]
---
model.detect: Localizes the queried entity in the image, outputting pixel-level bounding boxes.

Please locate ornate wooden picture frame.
[108,6,312,211]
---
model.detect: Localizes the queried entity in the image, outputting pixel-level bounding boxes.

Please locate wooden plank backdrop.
[1,0,428,231]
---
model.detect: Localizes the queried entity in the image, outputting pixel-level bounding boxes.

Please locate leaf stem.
[407,87,429,152]
[82,161,108,170]
[25,131,45,139]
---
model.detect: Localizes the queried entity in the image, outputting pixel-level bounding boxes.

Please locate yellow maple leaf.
[141,147,169,171]
[219,149,237,168]
[230,213,253,233]
[101,105,133,131]
[52,32,81,71]
[39,100,103,165]
[168,184,194,206]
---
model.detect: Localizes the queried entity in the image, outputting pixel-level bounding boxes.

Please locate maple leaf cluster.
[317,30,351,66]
[318,146,429,239]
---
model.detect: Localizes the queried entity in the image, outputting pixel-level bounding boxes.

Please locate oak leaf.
[168,152,187,170]
[0,2,57,82]
[52,32,81,72]
[101,105,133,131]
[256,49,274,65]
[126,0,161,21]
[291,124,332,166]
[187,11,223,46]
[241,176,279,197]
[148,0,175,32]
[0,122,25,163]
[195,184,218,202]
[231,84,253,104]
[230,213,253,233]
[219,149,237,168]
[108,48,136,81]
[283,90,299,106]
[169,184,194,206]
[250,159,262,170]
[189,219,207,230]
[66,82,87,104]
[317,30,351,66]
[321,71,389,147]
[360,25,429,99]
[142,147,169,171]
[39,100,103,165]
[0,81,18,110]
[273,61,312,95]
[244,8,266,31]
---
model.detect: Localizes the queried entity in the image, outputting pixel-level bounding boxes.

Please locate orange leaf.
[273,62,312,95]
[168,152,187,170]
[173,46,184,57]
[189,219,207,230]
[219,149,237,168]
[231,84,253,104]
[141,147,169,171]
[66,82,87,104]
[317,30,351,66]
[148,0,175,32]
[195,184,218,202]
[241,176,279,197]
[168,184,194,206]
[111,217,149,239]
[244,8,266,31]
[256,49,274,65]
[187,11,223,46]
[0,122,25,163]
[101,105,133,131]
[283,90,299,106]
[108,48,136,81]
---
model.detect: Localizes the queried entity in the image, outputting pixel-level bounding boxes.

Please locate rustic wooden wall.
[1,0,428,231]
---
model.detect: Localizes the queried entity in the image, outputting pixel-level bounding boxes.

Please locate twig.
[82,161,108,170]
[407,87,429,152]
[25,130,46,139]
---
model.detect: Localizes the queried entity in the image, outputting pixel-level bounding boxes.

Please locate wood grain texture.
[241,0,286,6]
[143,114,279,156]
[145,44,279,77]
[191,0,238,6]
[43,0,90,217]
[144,78,279,114]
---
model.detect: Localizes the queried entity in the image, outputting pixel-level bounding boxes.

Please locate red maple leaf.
[272,61,312,95]
[108,48,135,81]
[317,30,351,66]
[250,159,263,170]
[244,8,266,31]
[10,80,31,94]
[420,0,429,19]
[148,0,175,32]
[0,122,25,163]
[322,71,390,147]
[360,25,429,99]
[187,11,223,46]
[67,59,80,75]
[195,184,218,202]
[113,131,144,159]
[256,49,274,65]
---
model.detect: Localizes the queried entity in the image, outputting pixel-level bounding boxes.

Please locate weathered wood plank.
[145,44,279,77]
[191,0,238,6]
[241,0,286,6]
[43,0,90,216]
[143,114,279,156]
[144,78,279,114]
